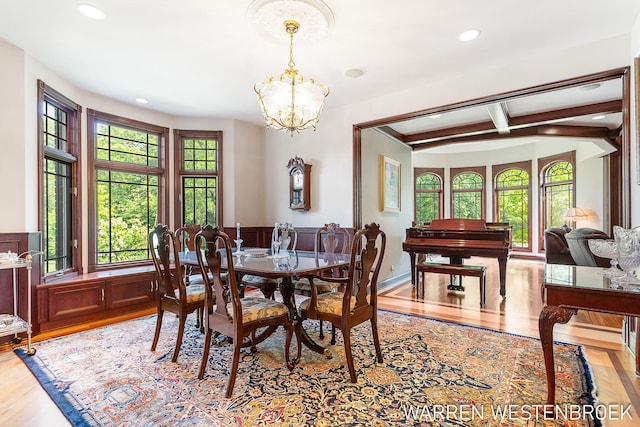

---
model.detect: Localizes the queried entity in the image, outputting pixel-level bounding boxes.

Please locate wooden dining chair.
[195,225,300,398]
[295,223,350,341]
[241,222,298,299]
[298,222,386,382]
[148,224,213,362]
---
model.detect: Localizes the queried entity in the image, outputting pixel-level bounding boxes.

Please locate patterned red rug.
[16,310,599,426]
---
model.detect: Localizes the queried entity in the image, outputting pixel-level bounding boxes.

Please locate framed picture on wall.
[379,155,401,213]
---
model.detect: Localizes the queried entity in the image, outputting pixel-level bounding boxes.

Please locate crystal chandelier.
[254,19,329,136]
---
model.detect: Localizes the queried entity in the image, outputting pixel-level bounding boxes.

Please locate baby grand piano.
[403,219,512,297]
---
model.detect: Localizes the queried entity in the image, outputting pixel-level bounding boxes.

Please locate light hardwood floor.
[1,258,639,426]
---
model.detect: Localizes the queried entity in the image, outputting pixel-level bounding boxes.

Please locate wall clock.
[287,156,311,211]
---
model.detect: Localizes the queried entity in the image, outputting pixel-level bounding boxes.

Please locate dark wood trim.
[400,100,622,145]
[409,125,615,151]
[37,80,83,277]
[537,151,576,251]
[492,160,532,251]
[173,129,223,229]
[413,167,444,223]
[86,109,170,272]
[353,125,362,230]
[355,68,629,129]
[449,166,486,219]
[620,67,631,228]
[353,67,631,240]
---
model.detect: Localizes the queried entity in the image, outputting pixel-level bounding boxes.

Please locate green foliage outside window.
[496,168,529,248]
[183,177,217,226]
[43,100,73,274]
[95,123,161,264]
[452,172,483,219]
[96,124,158,166]
[44,158,72,273]
[181,137,219,226]
[183,138,217,171]
[415,172,441,225]
[544,162,573,228]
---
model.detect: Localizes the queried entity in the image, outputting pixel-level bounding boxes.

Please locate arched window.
[451,167,485,219]
[538,151,575,249]
[494,162,531,249]
[414,168,443,225]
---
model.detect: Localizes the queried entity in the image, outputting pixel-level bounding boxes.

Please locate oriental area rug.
[16,310,599,427]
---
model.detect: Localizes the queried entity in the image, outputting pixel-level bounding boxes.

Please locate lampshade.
[254,19,329,136]
[563,207,587,221]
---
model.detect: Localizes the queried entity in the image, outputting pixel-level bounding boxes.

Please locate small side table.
[0,256,35,355]
[540,264,640,405]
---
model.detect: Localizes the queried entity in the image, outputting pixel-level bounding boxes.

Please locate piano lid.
[427,219,488,231]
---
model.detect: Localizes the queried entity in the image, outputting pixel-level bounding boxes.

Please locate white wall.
[361,128,413,281]
[0,41,26,232]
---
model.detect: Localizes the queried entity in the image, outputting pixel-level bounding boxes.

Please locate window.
[174,130,222,227]
[414,168,443,225]
[37,81,81,277]
[451,167,485,219]
[87,110,168,270]
[538,151,576,249]
[493,161,531,250]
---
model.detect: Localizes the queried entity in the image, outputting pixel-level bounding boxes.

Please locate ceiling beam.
[409,124,616,151]
[508,100,622,127]
[486,102,511,134]
[378,100,624,145]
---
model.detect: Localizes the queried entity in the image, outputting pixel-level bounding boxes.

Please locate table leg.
[279,277,332,358]
[409,252,416,286]
[539,305,576,405]
[498,257,507,297]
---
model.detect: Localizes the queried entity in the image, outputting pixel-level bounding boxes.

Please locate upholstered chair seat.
[299,292,356,316]
[294,277,339,294]
[226,297,289,323]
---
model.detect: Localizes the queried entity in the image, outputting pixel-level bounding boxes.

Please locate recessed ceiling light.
[428,114,442,119]
[580,83,601,91]
[77,3,106,20]
[345,68,365,78]
[135,98,149,104]
[592,114,606,120]
[459,29,480,41]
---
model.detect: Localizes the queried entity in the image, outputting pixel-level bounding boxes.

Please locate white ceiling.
[1,0,638,130]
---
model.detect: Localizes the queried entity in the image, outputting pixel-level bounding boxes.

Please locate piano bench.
[417,262,486,307]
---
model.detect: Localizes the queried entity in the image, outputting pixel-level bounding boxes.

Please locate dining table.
[180,248,350,358]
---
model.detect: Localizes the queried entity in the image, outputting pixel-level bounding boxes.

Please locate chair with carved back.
[241,222,298,299]
[148,224,214,362]
[298,222,386,382]
[194,225,300,397]
[175,223,213,331]
[294,223,350,341]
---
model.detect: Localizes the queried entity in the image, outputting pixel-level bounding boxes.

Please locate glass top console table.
[540,264,640,405]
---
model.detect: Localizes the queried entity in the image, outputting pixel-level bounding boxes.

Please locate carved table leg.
[539,305,576,405]
[279,276,330,357]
